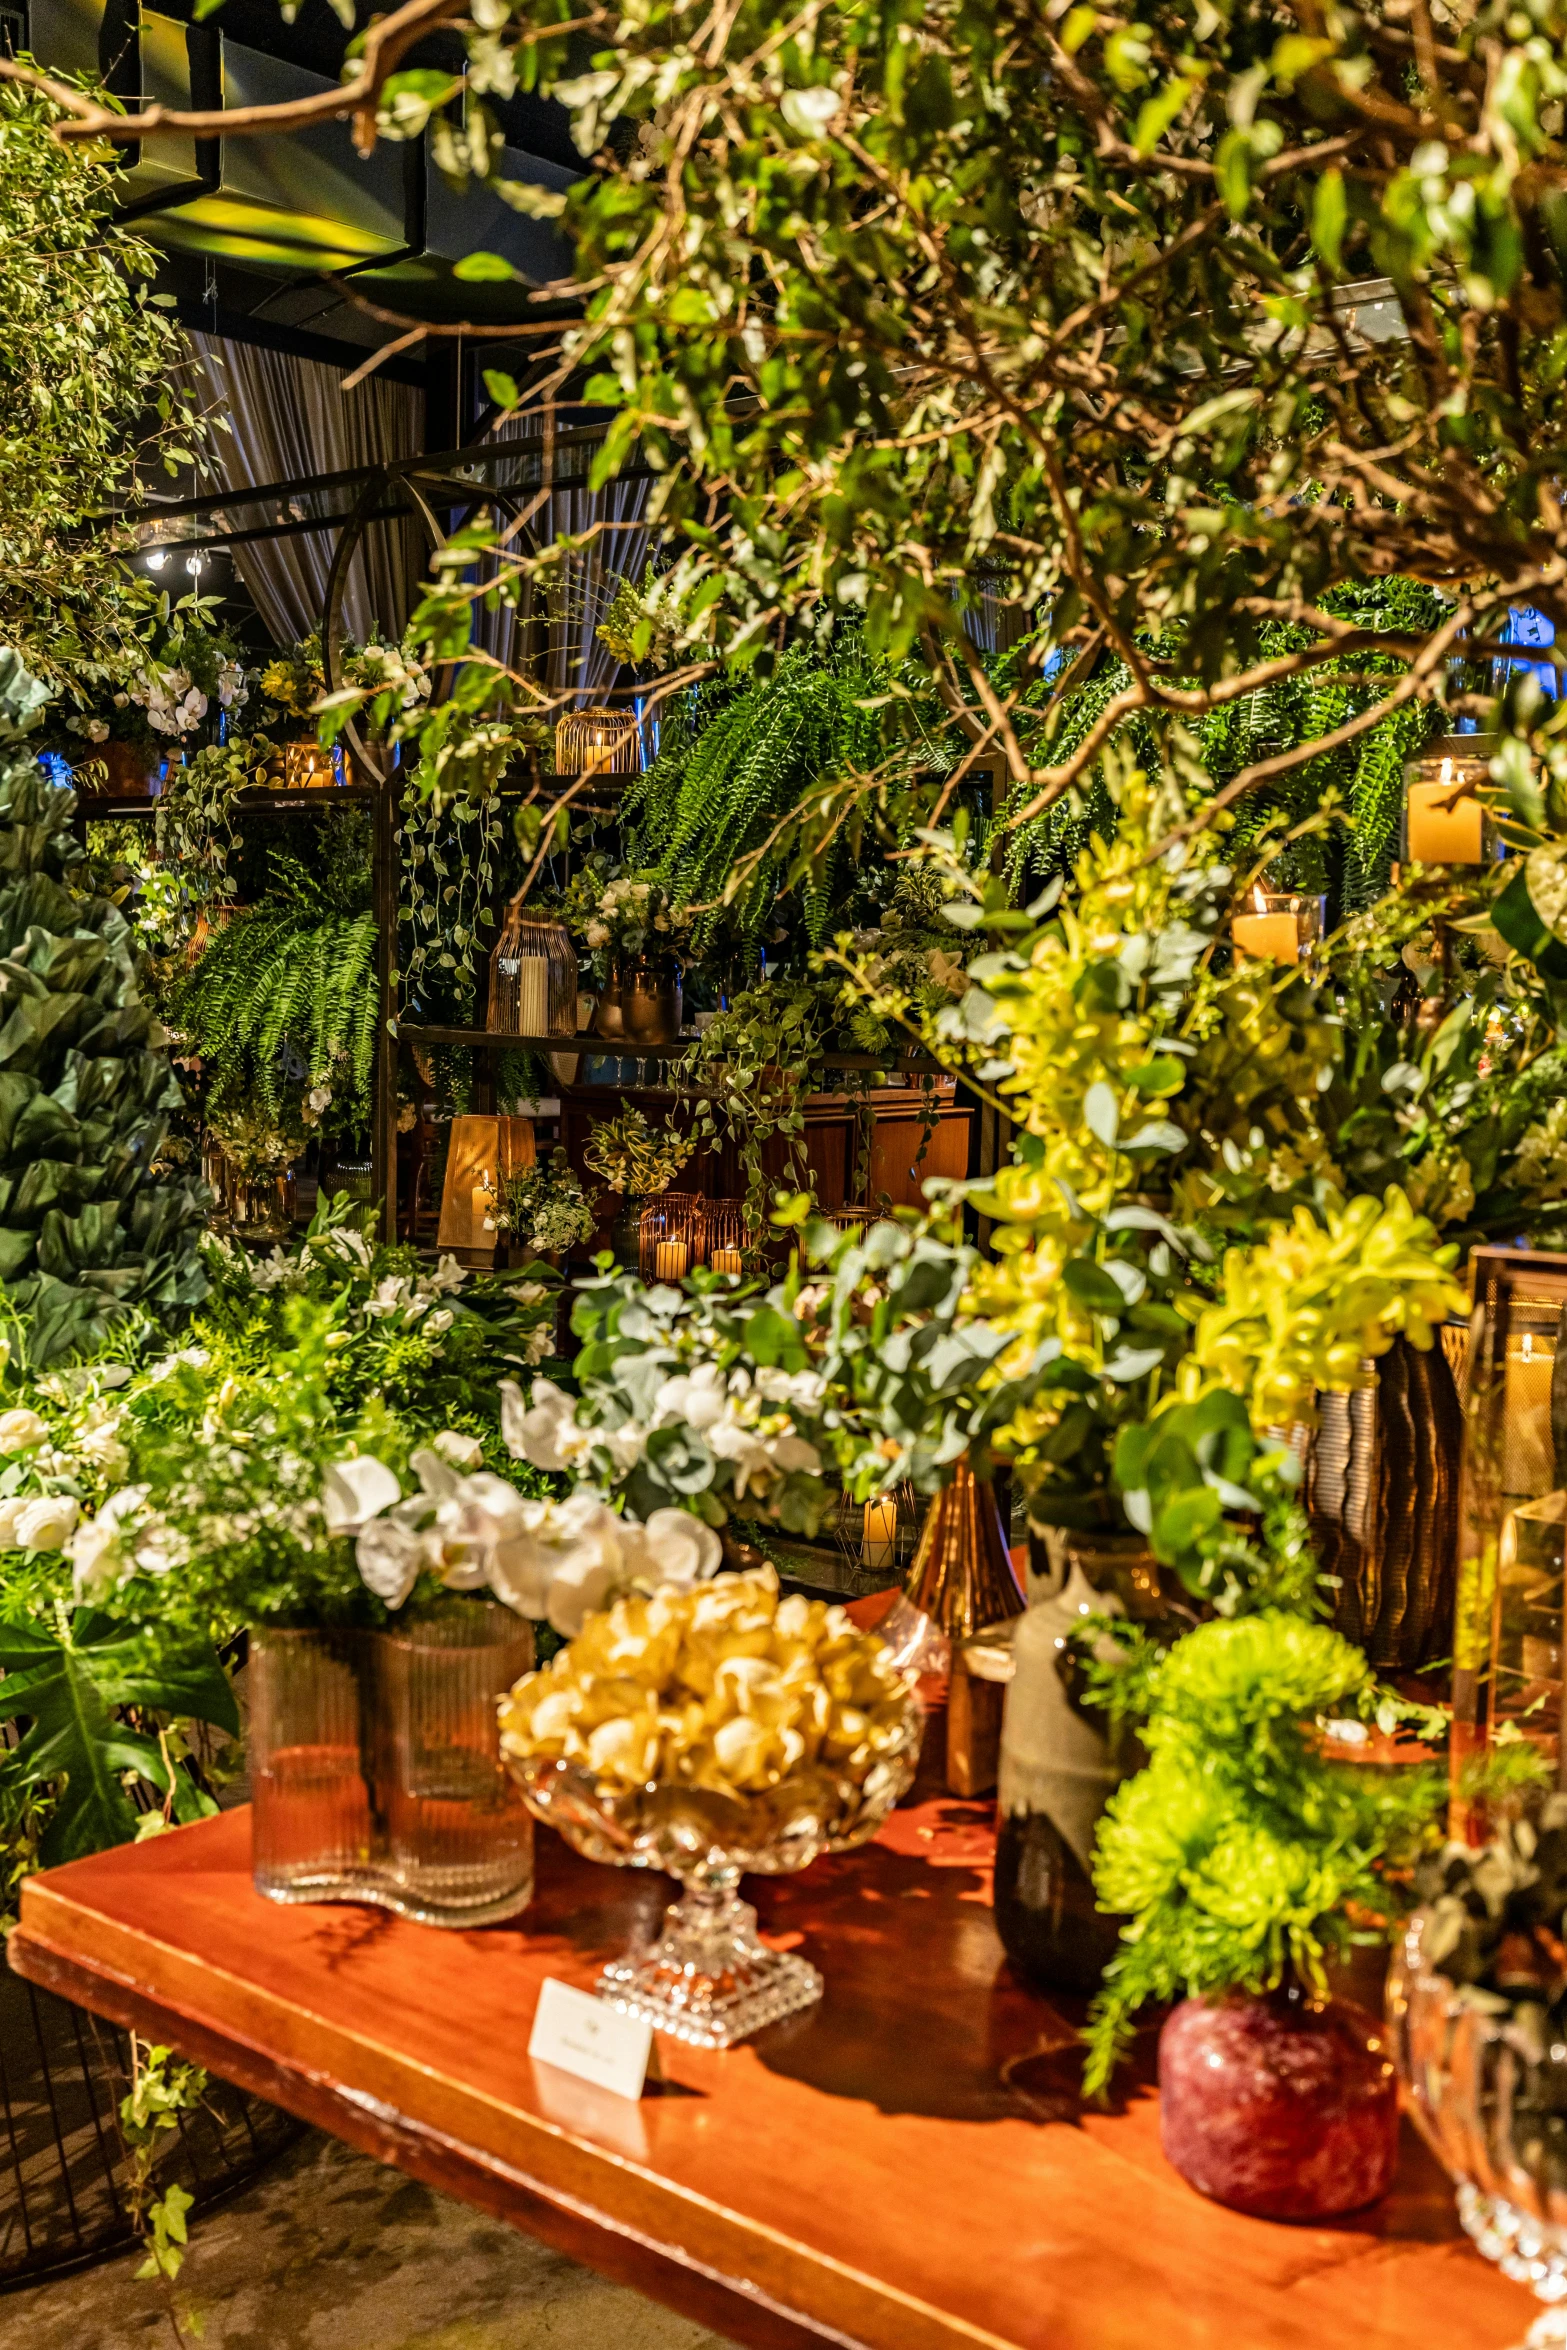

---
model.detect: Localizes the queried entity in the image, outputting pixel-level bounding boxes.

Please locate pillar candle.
[471,1180,493,1241]
[1407,762,1484,863]
[863,1497,898,1570]
[1232,911,1300,965]
[654,1238,689,1281]
[1505,1334,1557,1496]
[517,957,549,1038]
[710,1246,744,1277]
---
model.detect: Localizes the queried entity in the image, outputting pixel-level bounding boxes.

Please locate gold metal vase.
[879,1458,1023,1676]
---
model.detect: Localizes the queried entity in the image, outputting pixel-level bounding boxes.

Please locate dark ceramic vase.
[1158,1982,1399,2219]
[993,1809,1124,1997]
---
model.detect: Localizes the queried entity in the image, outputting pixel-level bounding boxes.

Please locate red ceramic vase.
[1158,1983,1399,2220]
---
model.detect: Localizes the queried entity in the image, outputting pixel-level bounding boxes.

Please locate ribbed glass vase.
[250,1604,535,1927]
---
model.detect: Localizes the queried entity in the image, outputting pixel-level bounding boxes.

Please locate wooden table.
[9,1787,1534,2350]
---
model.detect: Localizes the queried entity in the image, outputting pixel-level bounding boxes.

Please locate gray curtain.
[189,331,426,648]
[470,431,651,706]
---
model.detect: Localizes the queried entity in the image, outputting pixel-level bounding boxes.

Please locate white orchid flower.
[432,1429,485,1470]
[501,1376,592,1472]
[322,1454,403,1538]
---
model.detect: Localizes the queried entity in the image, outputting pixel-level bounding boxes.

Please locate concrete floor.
[5,2131,738,2350]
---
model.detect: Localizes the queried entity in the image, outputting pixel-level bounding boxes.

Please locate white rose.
[16,1494,79,1552]
[322,1454,402,1537]
[0,1495,27,1548]
[432,1429,485,1470]
[0,1408,49,1453]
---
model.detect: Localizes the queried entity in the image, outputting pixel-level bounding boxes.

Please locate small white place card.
[528,1978,657,2102]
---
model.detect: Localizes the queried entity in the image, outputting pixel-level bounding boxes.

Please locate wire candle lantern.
[697,1196,751,1276]
[638,1194,701,1282]
[487,902,579,1039]
[554,707,642,776]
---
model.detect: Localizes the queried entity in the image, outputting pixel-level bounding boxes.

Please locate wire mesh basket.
[0,1939,303,2290]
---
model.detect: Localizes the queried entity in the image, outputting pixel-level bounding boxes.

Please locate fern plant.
[1000,577,1454,905]
[624,636,892,951]
[169,904,377,1134]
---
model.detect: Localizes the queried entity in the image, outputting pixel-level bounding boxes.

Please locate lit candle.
[472,1179,493,1239]
[1232,887,1300,966]
[862,1497,898,1570]
[1505,1332,1557,1496]
[654,1238,689,1281]
[710,1246,744,1277]
[1407,758,1484,863]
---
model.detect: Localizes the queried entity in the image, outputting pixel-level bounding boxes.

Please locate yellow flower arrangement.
[499,1568,913,1800]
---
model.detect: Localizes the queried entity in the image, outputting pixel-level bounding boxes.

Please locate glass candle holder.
[1231,889,1326,967]
[1452,1245,1567,1835]
[250,1603,536,1927]
[1401,742,1499,866]
[284,739,341,791]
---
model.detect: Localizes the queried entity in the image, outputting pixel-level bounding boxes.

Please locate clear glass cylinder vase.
[250,1605,535,1927]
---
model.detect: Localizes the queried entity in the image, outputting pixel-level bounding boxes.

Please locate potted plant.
[481,1148,596,1267]
[1081,1611,1441,2218]
[582,1107,695,1265]
[559,856,690,1041]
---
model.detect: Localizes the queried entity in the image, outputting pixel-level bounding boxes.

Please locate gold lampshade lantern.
[487,897,580,1040]
[639,1194,701,1284]
[554,707,642,776]
[436,1114,538,1267]
[696,1197,751,1277]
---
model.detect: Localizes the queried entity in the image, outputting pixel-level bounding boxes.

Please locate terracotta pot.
[1158,1983,1398,2218]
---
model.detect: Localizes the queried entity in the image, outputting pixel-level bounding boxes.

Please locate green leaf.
[0,1612,236,1865]
[1062,1256,1127,1316]
[1083,1081,1120,1146]
[482,369,521,410]
[1311,169,1346,274]
[453,251,521,284]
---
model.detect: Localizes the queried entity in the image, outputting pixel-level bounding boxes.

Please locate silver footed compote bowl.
[1388,1908,1567,2347]
[508,1698,922,2049]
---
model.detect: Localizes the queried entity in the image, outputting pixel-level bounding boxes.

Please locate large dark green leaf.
[0,1612,236,1865]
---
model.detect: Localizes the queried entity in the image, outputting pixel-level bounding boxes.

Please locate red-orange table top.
[10,1785,1533,2350]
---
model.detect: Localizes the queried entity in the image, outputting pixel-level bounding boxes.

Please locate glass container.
[1452,1246,1567,1833]
[554,707,643,775]
[507,1693,922,2047]
[486,899,579,1040]
[1401,739,1500,867]
[1231,887,1326,968]
[638,1193,699,1283]
[249,1605,535,1927]
[284,739,342,791]
[227,1165,296,1242]
[622,953,682,1047]
[1389,1907,1567,2346]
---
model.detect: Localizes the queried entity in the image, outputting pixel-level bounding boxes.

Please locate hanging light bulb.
[185,551,205,578]
[146,550,167,570]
